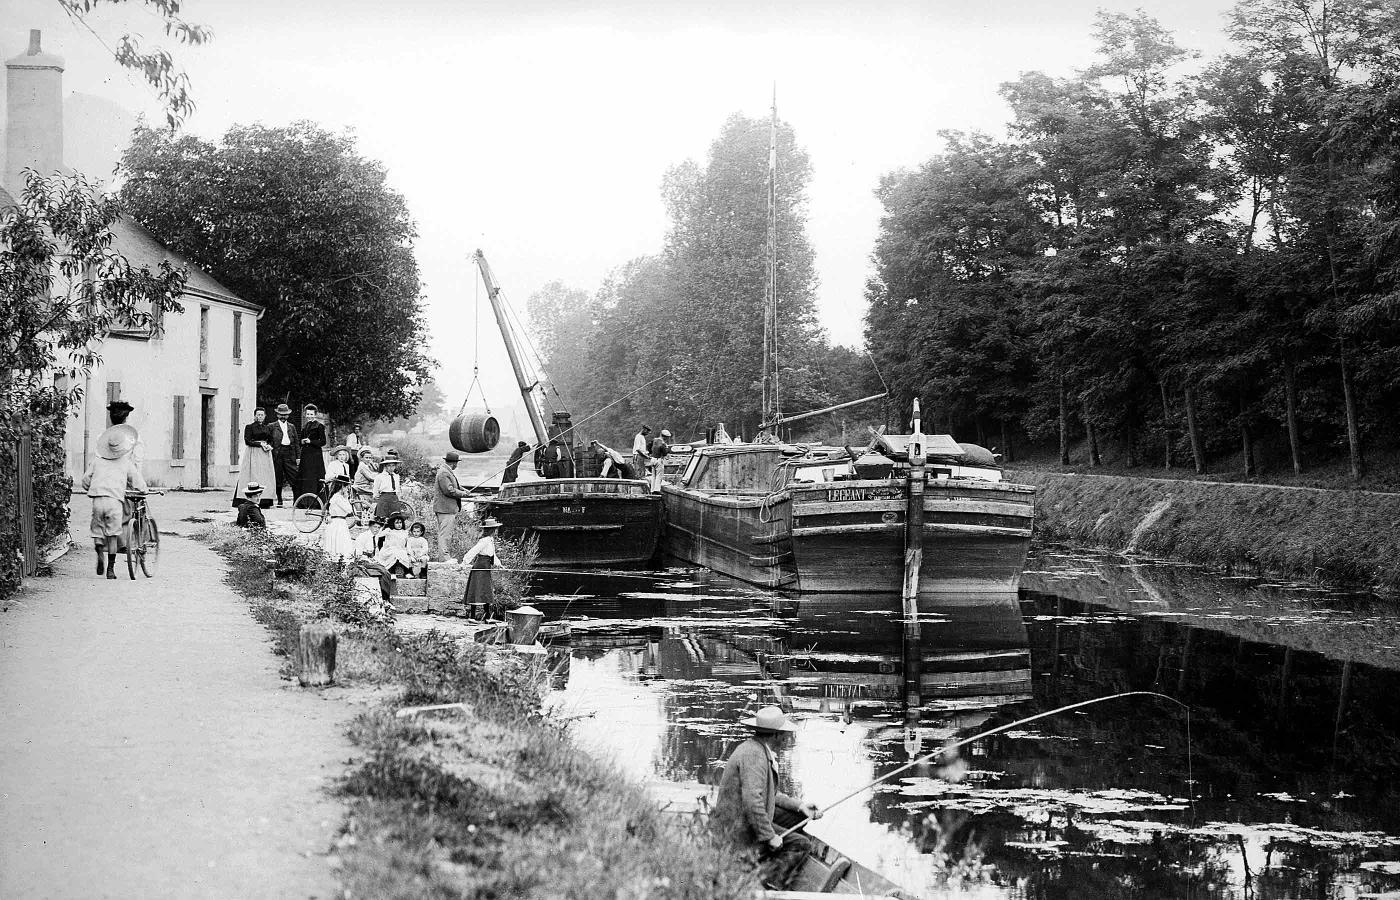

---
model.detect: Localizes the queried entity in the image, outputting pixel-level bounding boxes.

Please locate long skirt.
[463,554,494,606]
[296,448,327,499]
[231,445,276,508]
[322,517,354,561]
[374,491,407,521]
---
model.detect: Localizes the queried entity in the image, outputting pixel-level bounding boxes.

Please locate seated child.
[375,514,413,576]
[406,521,430,578]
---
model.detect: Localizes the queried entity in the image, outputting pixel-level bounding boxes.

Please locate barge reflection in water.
[513,550,1400,898]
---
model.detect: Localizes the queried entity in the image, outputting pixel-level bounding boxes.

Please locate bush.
[0,385,71,602]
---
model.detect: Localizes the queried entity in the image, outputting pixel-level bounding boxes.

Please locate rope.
[776,690,1190,838]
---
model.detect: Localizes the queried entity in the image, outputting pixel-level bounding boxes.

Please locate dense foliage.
[530,114,881,443]
[119,123,434,425]
[866,3,1400,477]
[1,172,188,600]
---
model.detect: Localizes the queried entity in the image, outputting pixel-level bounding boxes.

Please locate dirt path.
[0,492,350,899]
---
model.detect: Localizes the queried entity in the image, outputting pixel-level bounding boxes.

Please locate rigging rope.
[458,261,492,416]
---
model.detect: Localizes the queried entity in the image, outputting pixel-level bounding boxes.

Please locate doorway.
[200,393,215,488]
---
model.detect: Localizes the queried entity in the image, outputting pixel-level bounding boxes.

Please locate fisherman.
[632,424,652,479]
[711,706,822,890]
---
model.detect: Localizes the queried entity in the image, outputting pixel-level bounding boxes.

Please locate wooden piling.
[296,622,337,686]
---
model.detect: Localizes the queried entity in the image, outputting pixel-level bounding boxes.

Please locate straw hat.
[243,481,264,495]
[480,517,502,530]
[358,446,377,457]
[739,706,796,733]
[97,424,138,460]
[322,473,351,485]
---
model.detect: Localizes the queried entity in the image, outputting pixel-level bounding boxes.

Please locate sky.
[2,0,1238,435]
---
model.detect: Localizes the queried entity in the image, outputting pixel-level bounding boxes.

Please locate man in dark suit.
[270,402,300,507]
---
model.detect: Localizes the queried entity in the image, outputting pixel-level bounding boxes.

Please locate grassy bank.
[201,524,754,900]
[1015,471,1400,595]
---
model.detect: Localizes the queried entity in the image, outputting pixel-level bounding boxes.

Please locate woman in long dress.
[321,475,355,562]
[295,404,327,503]
[461,518,502,619]
[232,408,277,508]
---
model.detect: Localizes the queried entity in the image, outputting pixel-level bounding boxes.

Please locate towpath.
[0,491,350,899]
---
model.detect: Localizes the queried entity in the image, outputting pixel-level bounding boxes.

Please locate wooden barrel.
[450,411,500,453]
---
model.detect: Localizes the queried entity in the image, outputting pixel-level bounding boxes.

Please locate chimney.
[5,29,65,192]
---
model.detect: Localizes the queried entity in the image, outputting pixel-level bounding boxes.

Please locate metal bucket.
[505,604,543,645]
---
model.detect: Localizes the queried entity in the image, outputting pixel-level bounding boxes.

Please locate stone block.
[393,577,427,597]
[392,596,430,614]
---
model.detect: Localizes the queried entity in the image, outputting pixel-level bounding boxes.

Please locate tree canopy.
[866,2,1400,478]
[119,122,433,424]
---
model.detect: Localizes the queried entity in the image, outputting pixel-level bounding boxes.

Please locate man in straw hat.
[270,403,300,507]
[433,450,473,558]
[81,421,149,578]
[711,706,822,890]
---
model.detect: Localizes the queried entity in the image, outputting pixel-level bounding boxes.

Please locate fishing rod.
[777,690,1191,839]
[488,567,683,580]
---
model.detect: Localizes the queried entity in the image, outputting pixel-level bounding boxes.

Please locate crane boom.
[472,249,550,447]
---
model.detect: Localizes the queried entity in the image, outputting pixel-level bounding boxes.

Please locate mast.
[472,249,550,447]
[761,87,780,435]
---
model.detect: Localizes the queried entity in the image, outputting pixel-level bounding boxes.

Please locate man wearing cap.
[433,450,473,557]
[270,403,300,507]
[503,440,529,484]
[711,706,822,890]
[81,423,149,578]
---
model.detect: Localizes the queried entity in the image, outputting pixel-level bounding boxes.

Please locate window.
[172,395,186,459]
[199,306,210,379]
[233,311,243,363]
[106,381,121,404]
[229,398,241,465]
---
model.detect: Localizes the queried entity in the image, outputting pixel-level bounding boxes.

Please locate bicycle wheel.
[139,519,160,577]
[127,532,138,579]
[293,493,326,533]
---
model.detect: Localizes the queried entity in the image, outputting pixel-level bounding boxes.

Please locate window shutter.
[172,396,185,459]
[233,312,243,362]
[106,381,121,404]
[230,398,241,465]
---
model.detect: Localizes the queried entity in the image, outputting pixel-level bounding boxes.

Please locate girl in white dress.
[326,447,352,483]
[406,522,431,578]
[321,475,355,561]
[376,515,413,574]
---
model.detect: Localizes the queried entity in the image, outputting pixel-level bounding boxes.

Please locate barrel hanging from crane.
[450,410,500,453]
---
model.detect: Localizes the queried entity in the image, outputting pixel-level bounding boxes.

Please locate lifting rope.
[459,269,492,416]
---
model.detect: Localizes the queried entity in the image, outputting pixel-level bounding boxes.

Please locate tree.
[118,122,434,424]
[2,170,186,386]
[57,0,211,128]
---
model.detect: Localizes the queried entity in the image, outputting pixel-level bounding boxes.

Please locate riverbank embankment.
[200,524,751,900]
[1013,470,1400,595]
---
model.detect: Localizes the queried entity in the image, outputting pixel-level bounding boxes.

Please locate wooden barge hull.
[487,478,662,567]
[663,479,1033,593]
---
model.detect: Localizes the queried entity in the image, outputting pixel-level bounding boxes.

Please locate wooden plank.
[17,434,37,578]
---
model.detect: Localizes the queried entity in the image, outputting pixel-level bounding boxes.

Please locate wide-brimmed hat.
[106,400,134,414]
[358,446,377,457]
[739,706,796,733]
[322,473,352,485]
[274,403,292,415]
[243,481,264,495]
[328,445,351,456]
[444,450,461,463]
[480,517,502,530]
[97,424,138,460]
[369,517,387,527]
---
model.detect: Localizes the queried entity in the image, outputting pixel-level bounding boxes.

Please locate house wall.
[66,293,260,491]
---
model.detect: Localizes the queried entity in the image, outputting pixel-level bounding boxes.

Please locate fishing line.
[777,690,1191,839]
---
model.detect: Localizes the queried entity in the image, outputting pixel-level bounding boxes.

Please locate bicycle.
[125,490,163,579]
[293,491,372,533]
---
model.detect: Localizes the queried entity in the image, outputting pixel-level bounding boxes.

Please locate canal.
[516,549,1400,898]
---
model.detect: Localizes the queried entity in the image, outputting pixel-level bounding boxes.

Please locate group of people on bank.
[231,403,367,509]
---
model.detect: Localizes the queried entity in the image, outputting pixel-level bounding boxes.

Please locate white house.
[3,29,262,491]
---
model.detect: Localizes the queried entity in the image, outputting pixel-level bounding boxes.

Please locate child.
[461,517,503,619]
[376,514,413,575]
[406,521,430,578]
[235,482,267,529]
[350,518,392,603]
[321,474,355,561]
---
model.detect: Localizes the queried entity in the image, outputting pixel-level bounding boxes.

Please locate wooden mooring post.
[296,622,337,686]
[901,399,926,758]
